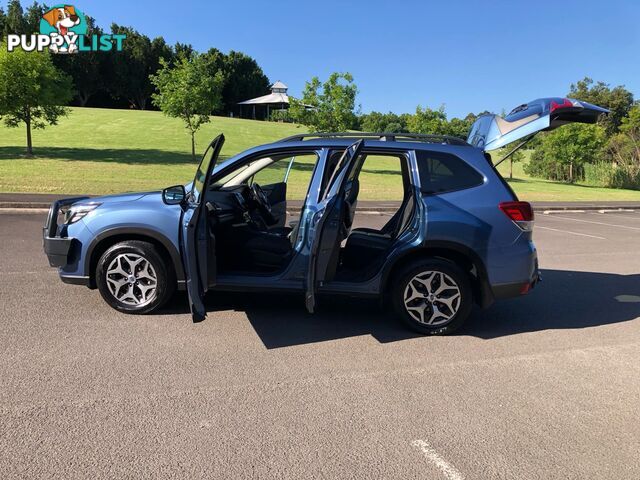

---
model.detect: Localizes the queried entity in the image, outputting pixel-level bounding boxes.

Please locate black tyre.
[96,240,175,314]
[392,259,472,335]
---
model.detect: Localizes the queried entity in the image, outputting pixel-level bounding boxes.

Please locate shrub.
[524,124,607,182]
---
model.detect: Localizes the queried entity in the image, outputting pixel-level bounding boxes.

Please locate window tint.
[416,150,484,194]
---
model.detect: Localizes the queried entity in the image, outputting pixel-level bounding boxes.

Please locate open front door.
[181,134,225,322]
[467,97,609,151]
[305,140,364,313]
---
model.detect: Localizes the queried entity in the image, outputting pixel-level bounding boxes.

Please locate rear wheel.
[96,240,175,314]
[392,259,472,335]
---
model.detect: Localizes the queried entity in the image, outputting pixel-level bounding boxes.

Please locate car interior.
[206,149,415,283]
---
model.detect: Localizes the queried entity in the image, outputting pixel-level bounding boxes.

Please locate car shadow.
[160,269,640,348]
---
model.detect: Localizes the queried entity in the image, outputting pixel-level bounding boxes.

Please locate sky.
[76,0,639,118]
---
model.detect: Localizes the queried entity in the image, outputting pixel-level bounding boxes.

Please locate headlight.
[63,203,100,224]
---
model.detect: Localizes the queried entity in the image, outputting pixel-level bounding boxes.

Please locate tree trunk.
[78,91,90,107]
[191,132,196,162]
[25,109,33,156]
[509,158,513,179]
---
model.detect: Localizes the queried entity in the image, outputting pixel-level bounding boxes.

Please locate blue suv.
[43,97,607,334]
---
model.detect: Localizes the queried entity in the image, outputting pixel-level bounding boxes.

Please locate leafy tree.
[620,104,640,134]
[289,72,358,132]
[151,54,225,160]
[569,77,634,134]
[108,25,172,109]
[445,117,473,139]
[0,6,7,38]
[52,16,107,106]
[5,0,26,35]
[0,45,73,155]
[525,124,606,182]
[24,1,43,33]
[359,111,409,133]
[406,105,449,135]
[173,42,195,61]
[220,51,270,114]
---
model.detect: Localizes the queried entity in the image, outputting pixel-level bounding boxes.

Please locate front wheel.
[392,259,472,335]
[96,240,175,314]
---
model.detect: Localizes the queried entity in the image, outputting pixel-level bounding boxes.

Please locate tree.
[150,54,225,160]
[108,25,172,109]
[0,46,73,155]
[524,124,607,182]
[52,16,106,106]
[0,6,7,38]
[406,105,449,135]
[569,77,634,134]
[219,51,270,114]
[359,111,409,133]
[5,0,26,35]
[289,72,358,132]
[24,1,44,33]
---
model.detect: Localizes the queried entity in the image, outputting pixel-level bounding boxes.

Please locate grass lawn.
[1,107,640,201]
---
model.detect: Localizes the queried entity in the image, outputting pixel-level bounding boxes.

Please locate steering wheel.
[250,183,277,225]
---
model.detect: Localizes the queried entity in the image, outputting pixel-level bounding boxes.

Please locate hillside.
[1,107,640,201]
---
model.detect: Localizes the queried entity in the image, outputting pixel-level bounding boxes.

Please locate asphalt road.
[1,209,640,479]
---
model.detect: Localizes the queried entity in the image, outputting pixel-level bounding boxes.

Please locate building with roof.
[237,81,289,120]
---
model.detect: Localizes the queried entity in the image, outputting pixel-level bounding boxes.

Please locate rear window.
[415,150,484,194]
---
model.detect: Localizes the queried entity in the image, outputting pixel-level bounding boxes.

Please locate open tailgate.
[467,97,609,151]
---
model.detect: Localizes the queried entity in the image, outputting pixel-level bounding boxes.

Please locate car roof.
[214,135,477,175]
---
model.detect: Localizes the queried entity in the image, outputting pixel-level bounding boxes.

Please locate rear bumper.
[492,262,541,299]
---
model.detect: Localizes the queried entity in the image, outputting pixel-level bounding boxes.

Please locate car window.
[415,150,484,194]
[251,153,318,201]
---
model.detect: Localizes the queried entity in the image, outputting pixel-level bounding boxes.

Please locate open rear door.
[467,97,609,151]
[305,140,364,313]
[181,134,225,322]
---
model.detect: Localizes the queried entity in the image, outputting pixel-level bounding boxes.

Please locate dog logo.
[39,4,88,53]
[6,4,125,53]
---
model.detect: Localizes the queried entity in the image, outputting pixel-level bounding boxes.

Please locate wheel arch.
[85,227,184,289]
[383,241,494,308]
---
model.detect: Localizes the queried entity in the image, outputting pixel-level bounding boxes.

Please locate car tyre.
[392,258,472,335]
[96,240,175,314]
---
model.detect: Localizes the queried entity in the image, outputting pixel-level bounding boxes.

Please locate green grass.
[493,151,640,202]
[1,107,640,201]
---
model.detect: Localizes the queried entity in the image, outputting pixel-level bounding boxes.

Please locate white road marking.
[597,209,634,213]
[542,209,585,214]
[544,215,640,231]
[0,208,49,213]
[536,225,606,240]
[411,440,465,480]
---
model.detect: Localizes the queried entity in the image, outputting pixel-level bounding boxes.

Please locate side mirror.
[162,185,186,205]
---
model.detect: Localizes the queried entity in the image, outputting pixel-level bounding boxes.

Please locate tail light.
[499,201,534,231]
[550,98,581,112]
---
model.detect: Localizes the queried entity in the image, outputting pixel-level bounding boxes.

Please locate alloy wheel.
[105,253,158,307]
[403,270,462,325]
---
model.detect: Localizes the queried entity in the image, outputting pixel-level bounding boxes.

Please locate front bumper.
[43,196,89,268]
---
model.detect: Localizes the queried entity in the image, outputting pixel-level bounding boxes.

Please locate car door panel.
[180,134,225,322]
[305,140,364,313]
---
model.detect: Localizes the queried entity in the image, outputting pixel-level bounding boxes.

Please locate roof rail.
[278,132,469,146]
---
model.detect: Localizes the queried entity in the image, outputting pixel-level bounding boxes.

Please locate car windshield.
[191,142,216,204]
